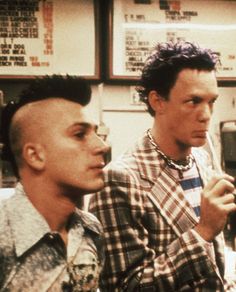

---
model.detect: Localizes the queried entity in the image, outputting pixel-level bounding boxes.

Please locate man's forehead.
[21,98,82,113]
[33,97,82,108]
[12,98,84,128]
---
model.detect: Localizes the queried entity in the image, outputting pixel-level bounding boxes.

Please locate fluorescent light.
[123,22,236,31]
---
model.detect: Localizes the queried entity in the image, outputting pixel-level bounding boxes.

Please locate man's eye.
[210,98,217,105]
[187,97,201,105]
[75,132,86,139]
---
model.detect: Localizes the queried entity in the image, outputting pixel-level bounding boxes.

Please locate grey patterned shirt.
[0,184,104,292]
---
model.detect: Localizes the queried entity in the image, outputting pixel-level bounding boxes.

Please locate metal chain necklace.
[147,129,195,173]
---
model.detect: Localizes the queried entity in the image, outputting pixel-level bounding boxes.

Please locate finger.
[212,201,236,214]
[234,177,236,187]
[234,193,236,204]
[224,203,236,214]
[223,173,235,182]
[205,180,235,200]
[204,174,234,192]
[217,193,236,204]
[215,179,234,195]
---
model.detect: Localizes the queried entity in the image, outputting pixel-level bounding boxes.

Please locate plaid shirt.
[89,133,236,291]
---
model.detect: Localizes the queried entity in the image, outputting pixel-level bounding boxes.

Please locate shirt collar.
[75,208,102,235]
[6,183,51,257]
[132,133,209,183]
[6,184,101,257]
[132,134,164,182]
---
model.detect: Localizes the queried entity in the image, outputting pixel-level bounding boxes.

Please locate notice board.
[0,0,99,79]
[109,0,236,81]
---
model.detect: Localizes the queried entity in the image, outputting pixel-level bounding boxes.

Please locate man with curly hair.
[90,42,236,291]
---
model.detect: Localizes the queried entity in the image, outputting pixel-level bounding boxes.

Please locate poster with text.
[110,0,236,80]
[0,0,99,79]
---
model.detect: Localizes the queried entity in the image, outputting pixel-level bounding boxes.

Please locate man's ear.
[148,90,166,115]
[22,143,45,170]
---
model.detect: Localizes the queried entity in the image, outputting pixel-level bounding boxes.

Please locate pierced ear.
[22,143,45,171]
[148,90,166,115]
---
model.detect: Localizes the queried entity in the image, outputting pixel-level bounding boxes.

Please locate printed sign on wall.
[0,0,99,79]
[109,0,236,80]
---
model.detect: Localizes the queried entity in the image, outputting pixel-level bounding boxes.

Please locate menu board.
[110,0,236,80]
[0,0,99,79]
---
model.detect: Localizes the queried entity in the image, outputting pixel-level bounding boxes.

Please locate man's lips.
[91,162,106,169]
[194,130,208,137]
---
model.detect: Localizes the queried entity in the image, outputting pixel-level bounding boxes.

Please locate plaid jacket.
[89,133,236,291]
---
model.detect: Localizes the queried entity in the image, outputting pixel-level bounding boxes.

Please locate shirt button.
[48,234,54,240]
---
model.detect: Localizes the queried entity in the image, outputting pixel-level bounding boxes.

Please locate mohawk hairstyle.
[1,74,92,178]
[18,74,91,107]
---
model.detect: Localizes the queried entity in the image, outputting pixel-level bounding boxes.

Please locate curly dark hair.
[1,74,92,178]
[136,41,219,116]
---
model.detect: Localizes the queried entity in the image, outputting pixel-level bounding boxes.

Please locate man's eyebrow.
[68,122,97,131]
[188,93,219,100]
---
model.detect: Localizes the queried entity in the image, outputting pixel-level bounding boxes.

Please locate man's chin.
[191,137,207,147]
[85,181,105,194]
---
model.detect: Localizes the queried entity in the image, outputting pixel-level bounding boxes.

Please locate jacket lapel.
[133,135,199,237]
[148,167,198,237]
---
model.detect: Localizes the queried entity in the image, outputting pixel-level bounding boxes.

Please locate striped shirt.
[170,162,217,268]
[170,162,202,218]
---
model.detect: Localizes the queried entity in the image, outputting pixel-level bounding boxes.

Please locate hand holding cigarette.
[195,174,236,242]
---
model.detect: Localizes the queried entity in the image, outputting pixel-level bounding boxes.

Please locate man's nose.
[93,135,111,154]
[199,104,212,122]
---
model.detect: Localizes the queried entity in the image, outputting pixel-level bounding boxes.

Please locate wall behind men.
[1,82,236,163]
[87,84,236,163]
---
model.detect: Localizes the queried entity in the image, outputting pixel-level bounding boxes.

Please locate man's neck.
[21,180,77,241]
[150,126,191,161]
